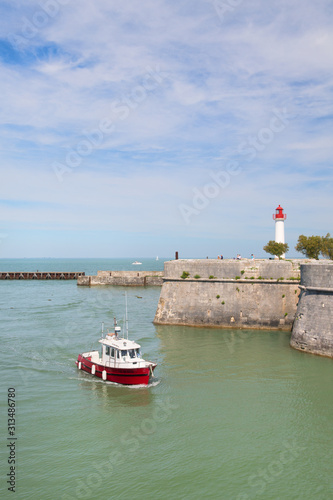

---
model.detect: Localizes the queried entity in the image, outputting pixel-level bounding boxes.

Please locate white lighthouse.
[272,204,287,258]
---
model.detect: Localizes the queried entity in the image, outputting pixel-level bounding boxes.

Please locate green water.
[0,260,332,499]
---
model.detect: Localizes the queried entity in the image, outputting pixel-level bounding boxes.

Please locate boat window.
[121,350,128,358]
[111,348,114,358]
[136,348,141,358]
[117,350,120,359]
[105,346,110,355]
[129,349,136,358]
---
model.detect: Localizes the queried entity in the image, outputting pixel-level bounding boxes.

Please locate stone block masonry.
[162,258,303,280]
[154,259,307,330]
[77,270,163,286]
[290,263,333,358]
[154,278,299,330]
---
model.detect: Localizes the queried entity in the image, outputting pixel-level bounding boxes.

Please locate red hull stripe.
[81,363,148,377]
[79,366,150,385]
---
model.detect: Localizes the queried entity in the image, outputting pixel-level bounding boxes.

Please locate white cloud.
[0,0,332,257]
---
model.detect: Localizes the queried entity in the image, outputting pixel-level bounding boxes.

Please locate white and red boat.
[76,320,157,386]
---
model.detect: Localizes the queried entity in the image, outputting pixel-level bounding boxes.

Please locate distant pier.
[77,270,163,286]
[0,271,85,280]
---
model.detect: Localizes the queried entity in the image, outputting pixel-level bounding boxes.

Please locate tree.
[321,233,333,260]
[295,235,322,259]
[263,240,289,259]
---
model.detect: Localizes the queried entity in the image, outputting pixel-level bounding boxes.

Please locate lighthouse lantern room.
[273,205,287,221]
[272,205,287,257]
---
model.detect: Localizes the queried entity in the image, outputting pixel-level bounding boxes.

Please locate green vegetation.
[295,235,322,259]
[236,287,240,292]
[235,276,241,280]
[209,275,216,279]
[277,277,284,281]
[241,270,245,275]
[250,276,255,279]
[295,233,333,259]
[181,271,190,279]
[216,295,220,299]
[194,274,201,279]
[321,233,333,259]
[221,301,225,305]
[284,312,288,317]
[282,294,285,298]
[263,240,289,259]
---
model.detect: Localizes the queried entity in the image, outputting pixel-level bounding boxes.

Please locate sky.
[0,0,332,259]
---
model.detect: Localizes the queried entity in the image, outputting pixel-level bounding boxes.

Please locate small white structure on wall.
[273,205,287,258]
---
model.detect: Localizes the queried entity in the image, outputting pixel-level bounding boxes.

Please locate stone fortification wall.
[290,262,333,358]
[154,259,305,330]
[163,258,303,280]
[154,278,299,330]
[77,270,163,287]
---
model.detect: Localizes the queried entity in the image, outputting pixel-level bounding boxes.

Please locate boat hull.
[76,354,155,386]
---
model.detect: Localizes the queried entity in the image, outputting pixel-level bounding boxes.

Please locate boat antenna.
[125,292,129,340]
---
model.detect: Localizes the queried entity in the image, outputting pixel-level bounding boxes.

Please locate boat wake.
[119,378,161,389]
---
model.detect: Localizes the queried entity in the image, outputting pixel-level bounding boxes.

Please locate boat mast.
[125,292,129,340]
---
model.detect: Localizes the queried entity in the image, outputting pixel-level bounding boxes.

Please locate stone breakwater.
[0,271,85,280]
[290,262,333,358]
[154,259,306,330]
[77,270,163,287]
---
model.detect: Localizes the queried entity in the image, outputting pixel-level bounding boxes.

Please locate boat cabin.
[99,332,143,368]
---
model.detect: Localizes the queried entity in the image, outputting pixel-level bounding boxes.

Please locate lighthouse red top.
[273,205,287,220]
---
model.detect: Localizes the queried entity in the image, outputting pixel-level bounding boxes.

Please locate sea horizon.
[0,257,167,275]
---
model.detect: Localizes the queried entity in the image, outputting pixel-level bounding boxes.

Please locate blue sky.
[0,0,332,258]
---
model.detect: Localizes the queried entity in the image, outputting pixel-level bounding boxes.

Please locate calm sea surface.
[0,259,332,499]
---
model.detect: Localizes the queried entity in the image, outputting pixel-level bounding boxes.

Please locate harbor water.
[0,259,332,499]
